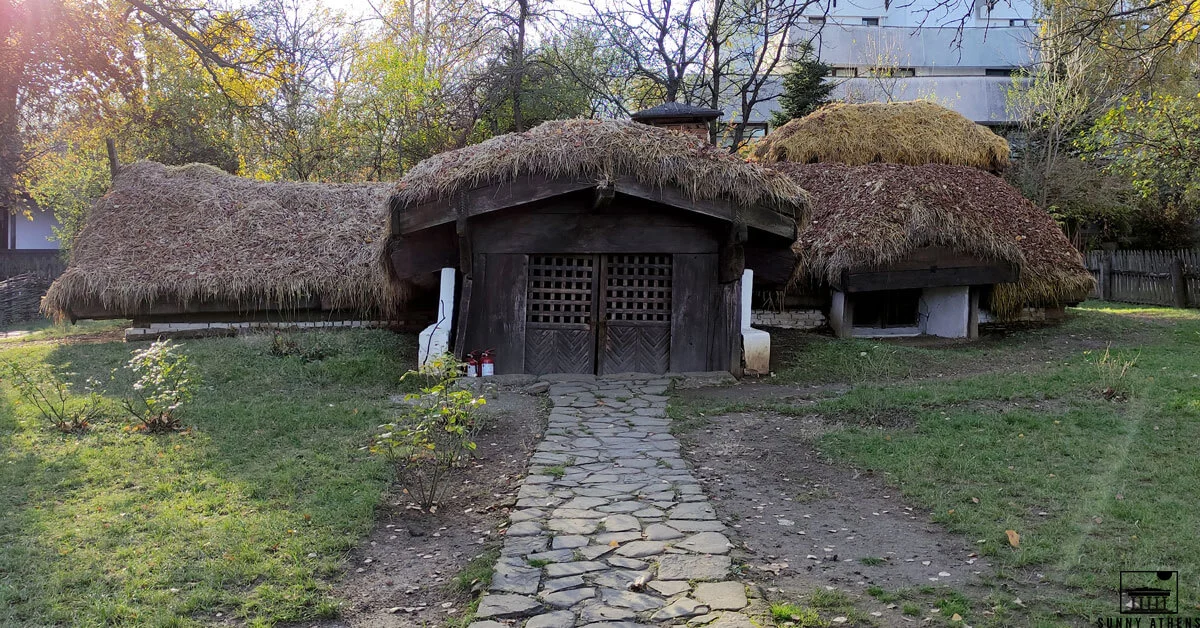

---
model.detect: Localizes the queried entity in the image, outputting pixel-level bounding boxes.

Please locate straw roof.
[393,119,810,221]
[42,162,397,319]
[775,162,1094,316]
[752,101,1011,172]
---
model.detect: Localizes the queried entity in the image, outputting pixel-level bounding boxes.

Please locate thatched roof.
[42,162,397,319]
[752,101,1011,172]
[774,162,1094,316]
[393,119,810,221]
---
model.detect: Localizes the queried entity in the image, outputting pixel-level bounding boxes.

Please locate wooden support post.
[105,138,119,180]
[456,215,473,277]
[1171,256,1188,308]
[453,277,472,360]
[1100,252,1114,301]
[718,223,746,284]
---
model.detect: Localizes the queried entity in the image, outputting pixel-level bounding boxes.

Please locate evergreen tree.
[769,44,835,128]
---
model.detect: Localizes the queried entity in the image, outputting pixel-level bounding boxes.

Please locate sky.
[323,0,381,19]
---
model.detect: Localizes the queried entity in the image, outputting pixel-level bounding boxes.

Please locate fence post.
[1100,252,1114,301]
[1171,256,1188,309]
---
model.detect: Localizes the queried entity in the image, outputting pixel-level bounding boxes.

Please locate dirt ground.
[317,389,547,628]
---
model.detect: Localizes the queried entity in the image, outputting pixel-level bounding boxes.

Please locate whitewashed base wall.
[125,320,388,341]
[751,309,826,330]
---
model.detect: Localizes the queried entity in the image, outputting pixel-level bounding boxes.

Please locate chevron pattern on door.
[525,328,594,374]
[599,324,671,374]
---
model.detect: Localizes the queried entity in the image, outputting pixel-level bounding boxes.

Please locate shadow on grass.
[1,330,418,626]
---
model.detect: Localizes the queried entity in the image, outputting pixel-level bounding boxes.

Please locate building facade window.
[1009,18,1028,26]
[867,67,915,77]
[862,17,880,25]
[985,68,1016,76]
[830,67,858,77]
[808,16,826,24]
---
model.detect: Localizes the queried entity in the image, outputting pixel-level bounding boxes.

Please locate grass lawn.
[0,329,416,627]
[772,302,1200,624]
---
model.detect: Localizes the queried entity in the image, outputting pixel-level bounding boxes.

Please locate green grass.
[808,588,852,609]
[542,465,566,479]
[0,329,418,626]
[770,301,1152,386]
[858,556,886,566]
[805,302,1200,620]
[454,546,501,593]
[769,602,828,627]
[0,318,131,343]
[865,585,901,603]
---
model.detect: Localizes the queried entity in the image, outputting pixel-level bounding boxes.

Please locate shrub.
[370,355,485,510]
[122,340,198,432]
[1084,345,1139,401]
[1,360,104,432]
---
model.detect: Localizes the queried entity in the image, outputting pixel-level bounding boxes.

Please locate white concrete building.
[728,0,1039,128]
[5,208,61,250]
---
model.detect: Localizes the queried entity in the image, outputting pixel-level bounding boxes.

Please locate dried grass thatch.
[752,101,1011,172]
[775,162,1094,316]
[393,119,810,220]
[42,161,398,319]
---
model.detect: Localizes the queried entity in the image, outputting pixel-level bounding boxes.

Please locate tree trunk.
[512,0,528,132]
[0,59,23,241]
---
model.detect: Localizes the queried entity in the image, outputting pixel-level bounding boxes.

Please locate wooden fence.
[0,250,65,281]
[1085,250,1200,308]
[0,251,64,325]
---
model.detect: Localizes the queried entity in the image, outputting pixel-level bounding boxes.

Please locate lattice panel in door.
[602,254,673,323]
[525,255,596,374]
[527,255,595,328]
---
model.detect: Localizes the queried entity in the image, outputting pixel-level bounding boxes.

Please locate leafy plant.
[268,332,329,362]
[2,360,104,432]
[121,340,197,432]
[370,355,486,509]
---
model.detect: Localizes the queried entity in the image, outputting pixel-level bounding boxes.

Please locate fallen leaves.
[1006,529,1020,548]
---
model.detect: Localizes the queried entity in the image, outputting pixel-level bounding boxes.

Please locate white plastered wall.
[418,267,456,370]
[741,269,771,375]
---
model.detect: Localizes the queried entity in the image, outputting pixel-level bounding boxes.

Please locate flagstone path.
[469,377,766,628]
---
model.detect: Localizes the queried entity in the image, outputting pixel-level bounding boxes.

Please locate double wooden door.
[524,254,673,375]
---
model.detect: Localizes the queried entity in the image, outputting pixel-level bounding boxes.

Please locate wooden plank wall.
[1085,250,1200,308]
[0,250,64,281]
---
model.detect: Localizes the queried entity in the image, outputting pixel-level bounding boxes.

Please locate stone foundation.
[750,309,825,330]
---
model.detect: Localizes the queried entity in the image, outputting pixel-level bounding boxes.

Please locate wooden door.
[523,253,675,375]
[597,254,672,375]
[523,255,597,374]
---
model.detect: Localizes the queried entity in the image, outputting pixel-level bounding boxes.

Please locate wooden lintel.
[392,174,796,241]
[614,179,795,240]
[395,176,595,233]
[843,264,1019,293]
